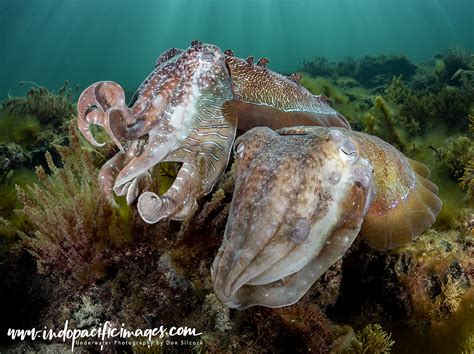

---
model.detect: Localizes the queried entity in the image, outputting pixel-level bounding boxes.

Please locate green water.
[1,0,473,99]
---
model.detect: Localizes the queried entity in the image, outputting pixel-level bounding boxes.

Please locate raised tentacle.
[77,81,136,151]
[77,83,106,147]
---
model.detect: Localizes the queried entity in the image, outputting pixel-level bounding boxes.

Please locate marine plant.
[384,75,410,105]
[335,56,357,77]
[0,110,41,148]
[299,74,372,128]
[330,324,394,354]
[434,135,474,182]
[0,143,31,185]
[386,81,472,134]
[300,54,417,89]
[438,48,471,86]
[363,96,406,150]
[354,55,417,88]
[459,159,474,203]
[300,56,335,78]
[461,333,474,354]
[352,324,395,354]
[16,123,134,284]
[2,81,76,126]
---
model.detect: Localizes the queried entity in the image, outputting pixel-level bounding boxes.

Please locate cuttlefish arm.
[212,127,374,308]
[277,126,443,250]
[224,54,351,131]
[129,98,237,223]
[77,49,186,153]
[98,139,153,206]
[111,43,237,223]
[77,81,129,149]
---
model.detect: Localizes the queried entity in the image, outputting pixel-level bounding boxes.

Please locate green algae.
[0,111,41,148]
[0,169,37,256]
[392,288,474,353]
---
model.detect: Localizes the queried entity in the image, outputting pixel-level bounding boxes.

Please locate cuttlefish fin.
[360,169,442,251]
[407,157,431,178]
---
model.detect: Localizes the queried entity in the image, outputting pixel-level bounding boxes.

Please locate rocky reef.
[0,49,473,353]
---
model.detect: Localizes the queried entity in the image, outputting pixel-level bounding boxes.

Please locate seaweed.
[438,48,471,86]
[353,324,395,354]
[354,55,417,88]
[300,74,372,128]
[300,54,417,89]
[300,56,335,78]
[385,75,411,105]
[0,110,42,148]
[16,123,134,284]
[461,333,474,354]
[336,56,357,77]
[1,81,76,126]
[364,96,406,150]
[0,143,31,185]
[434,135,474,182]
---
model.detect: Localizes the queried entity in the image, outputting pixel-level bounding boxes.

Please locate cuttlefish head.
[211,126,374,309]
[109,41,235,208]
[175,41,233,100]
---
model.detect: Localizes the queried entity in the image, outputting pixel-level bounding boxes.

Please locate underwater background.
[1,0,474,99]
[0,0,473,353]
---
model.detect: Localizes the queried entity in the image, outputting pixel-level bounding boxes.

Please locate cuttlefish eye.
[234,141,245,159]
[338,140,358,164]
[199,52,216,63]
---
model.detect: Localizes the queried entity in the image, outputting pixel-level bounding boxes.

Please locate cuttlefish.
[76,42,443,309]
[76,42,349,223]
[211,126,442,308]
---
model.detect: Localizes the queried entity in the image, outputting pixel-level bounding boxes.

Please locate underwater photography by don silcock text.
[0,0,473,353]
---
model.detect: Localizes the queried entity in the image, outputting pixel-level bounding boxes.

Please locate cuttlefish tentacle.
[77,81,143,152]
[103,43,235,223]
[137,162,199,223]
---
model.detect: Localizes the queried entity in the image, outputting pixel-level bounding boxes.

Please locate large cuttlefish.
[76,41,442,309]
[77,41,348,223]
[211,126,442,308]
